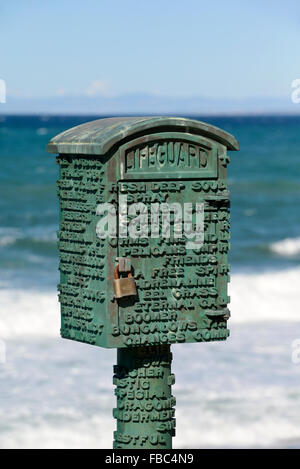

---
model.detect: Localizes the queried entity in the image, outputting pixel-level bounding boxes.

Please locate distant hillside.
[0,93,298,115]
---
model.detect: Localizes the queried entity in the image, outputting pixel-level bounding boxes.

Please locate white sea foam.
[229,267,300,324]
[1,330,300,449]
[0,414,114,449]
[0,289,59,340]
[0,267,299,341]
[0,282,299,449]
[2,404,299,449]
[0,227,21,247]
[0,226,57,248]
[0,236,18,247]
[270,237,300,256]
[175,404,300,448]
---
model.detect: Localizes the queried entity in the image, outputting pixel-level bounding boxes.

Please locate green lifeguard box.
[47,117,239,350]
[47,117,239,449]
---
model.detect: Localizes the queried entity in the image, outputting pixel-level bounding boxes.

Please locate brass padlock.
[113,264,137,299]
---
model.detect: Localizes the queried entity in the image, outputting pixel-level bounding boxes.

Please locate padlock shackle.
[114,264,119,279]
[114,264,132,279]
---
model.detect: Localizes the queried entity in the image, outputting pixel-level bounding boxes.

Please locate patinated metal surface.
[56,155,113,346]
[47,116,239,155]
[113,345,175,449]
[50,117,238,349]
[48,116,239,450]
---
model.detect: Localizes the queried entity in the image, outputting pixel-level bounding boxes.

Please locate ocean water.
[0,115,300,449]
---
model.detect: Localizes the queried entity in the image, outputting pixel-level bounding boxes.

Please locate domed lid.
[47,116,239,156]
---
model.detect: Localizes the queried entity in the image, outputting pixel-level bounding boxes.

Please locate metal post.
[113,345,176,449]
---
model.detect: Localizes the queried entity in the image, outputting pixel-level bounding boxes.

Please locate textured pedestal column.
[113,345,175,449]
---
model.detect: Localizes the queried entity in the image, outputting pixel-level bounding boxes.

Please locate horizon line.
[1,111,300,117]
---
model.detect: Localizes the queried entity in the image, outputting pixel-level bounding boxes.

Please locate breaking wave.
[269,237,300,257]
[1,267,299,340]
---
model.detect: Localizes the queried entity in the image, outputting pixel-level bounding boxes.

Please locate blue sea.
[0,115,300,448]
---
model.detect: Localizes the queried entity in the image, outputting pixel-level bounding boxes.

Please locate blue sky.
[1,0,300,100]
